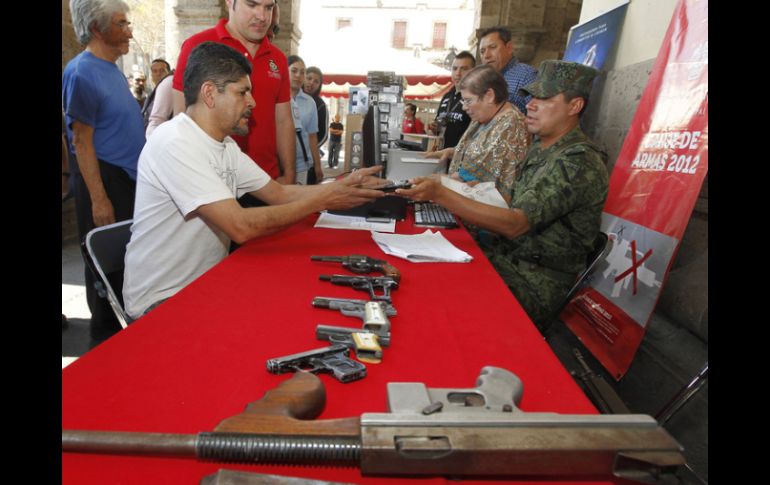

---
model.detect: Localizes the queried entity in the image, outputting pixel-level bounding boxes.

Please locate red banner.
[561,0,708,380]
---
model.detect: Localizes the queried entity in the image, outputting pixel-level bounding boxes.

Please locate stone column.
[471,0,581,67]
[273,0,301,55]
[165,0,225,68]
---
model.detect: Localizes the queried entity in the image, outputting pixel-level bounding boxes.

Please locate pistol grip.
[380,263,401,282]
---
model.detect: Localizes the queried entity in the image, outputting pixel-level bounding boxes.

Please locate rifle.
[311,255,400,282]
[62,366,685,483]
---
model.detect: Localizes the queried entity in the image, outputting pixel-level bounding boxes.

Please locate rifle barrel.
[63,430,361,466]
[63,430,197,457]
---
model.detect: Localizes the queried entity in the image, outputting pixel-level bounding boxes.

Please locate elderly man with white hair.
[62,0,145,342]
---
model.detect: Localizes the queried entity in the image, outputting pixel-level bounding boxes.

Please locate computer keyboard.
[413,202,458,228]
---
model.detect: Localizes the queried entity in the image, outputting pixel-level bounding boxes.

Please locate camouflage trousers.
[482,243,574,331]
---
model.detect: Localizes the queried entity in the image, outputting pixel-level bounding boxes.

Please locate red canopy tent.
[299,26,452,100]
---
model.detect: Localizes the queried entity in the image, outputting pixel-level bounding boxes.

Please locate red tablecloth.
[62,211,611,484]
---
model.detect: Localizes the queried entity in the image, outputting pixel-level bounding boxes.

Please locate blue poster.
[563,1,628,70]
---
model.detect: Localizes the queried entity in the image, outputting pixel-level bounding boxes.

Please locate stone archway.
[471,0,582,67]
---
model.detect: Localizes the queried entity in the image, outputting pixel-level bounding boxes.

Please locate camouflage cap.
[519,60,598,99]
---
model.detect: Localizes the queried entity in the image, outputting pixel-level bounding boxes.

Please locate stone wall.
[471,0,582,68]
[62,0,82,72]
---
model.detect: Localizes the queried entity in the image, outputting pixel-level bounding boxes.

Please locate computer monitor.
[362,104,381,170]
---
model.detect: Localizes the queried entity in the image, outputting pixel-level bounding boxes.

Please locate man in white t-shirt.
[123,42,384,319]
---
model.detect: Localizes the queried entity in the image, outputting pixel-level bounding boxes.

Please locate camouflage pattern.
[484,126,608,329]
[518,60,599,99]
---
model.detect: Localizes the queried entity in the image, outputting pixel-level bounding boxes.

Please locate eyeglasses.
[113,20,132,31]
[460,97,480,107]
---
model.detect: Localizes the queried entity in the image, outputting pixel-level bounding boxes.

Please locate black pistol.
[265,344,366,383]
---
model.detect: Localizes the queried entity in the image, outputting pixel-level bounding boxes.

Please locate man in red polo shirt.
[172,0,295,190]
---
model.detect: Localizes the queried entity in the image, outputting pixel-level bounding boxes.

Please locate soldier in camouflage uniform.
[398,60,609,331]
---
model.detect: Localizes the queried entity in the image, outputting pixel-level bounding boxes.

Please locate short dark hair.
[562,90,589,116]
[478,26,512,44]
[457,64,508,104]
[305,66,324,96]
[183,42,252,107]
[287,55,305,67]
[405,103,417,112]
[454,50,476,66]
[151,58,171,71]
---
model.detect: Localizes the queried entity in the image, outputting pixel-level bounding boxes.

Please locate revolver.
[319,274,398,302]
[312,297,393,343]
[265,344,366,383]
[311,255,400,282]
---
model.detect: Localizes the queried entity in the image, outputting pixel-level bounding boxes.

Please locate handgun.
[265,344,366,383]
[312,297,393,341]
[319,274,398,302]
[375,181,413,193]
[315,326,383,364]
[311,255,401,282]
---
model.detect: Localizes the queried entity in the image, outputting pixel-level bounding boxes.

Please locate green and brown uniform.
[484,127,609,328]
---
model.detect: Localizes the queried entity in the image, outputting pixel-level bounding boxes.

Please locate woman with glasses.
[425,64,530,204]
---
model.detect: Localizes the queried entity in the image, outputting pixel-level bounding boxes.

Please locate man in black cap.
[399,60,609,330]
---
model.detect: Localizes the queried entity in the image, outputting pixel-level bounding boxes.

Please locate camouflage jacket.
[504,126,609,275]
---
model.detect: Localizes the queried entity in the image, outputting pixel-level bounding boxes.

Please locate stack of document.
[371,230,472,263]
[314,212,396,233]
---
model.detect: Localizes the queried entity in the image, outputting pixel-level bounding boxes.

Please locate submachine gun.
[62,366,685,483]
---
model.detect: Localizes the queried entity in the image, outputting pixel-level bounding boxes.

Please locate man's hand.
[343,165,385,188]
[91,196,116,227]
[318,166,385,210]
[396,175,444,202]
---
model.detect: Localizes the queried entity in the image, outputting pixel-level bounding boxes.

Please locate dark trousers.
[329,140,341,168]
[73,160,136,339]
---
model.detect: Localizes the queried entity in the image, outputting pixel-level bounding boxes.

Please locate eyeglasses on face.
[113,20,132,31]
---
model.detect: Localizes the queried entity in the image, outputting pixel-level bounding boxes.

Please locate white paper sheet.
[371,230,472,263]
[314,212,396,233]
[439,176,509,208]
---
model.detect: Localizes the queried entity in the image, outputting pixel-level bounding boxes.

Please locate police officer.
[398,60,609,331]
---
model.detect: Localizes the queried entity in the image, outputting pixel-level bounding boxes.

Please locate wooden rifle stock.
[63,372,360,459]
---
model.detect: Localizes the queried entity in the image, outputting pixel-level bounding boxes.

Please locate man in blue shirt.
[288,55,323,184]
[478,26,538,115]
[62,0,145,342]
